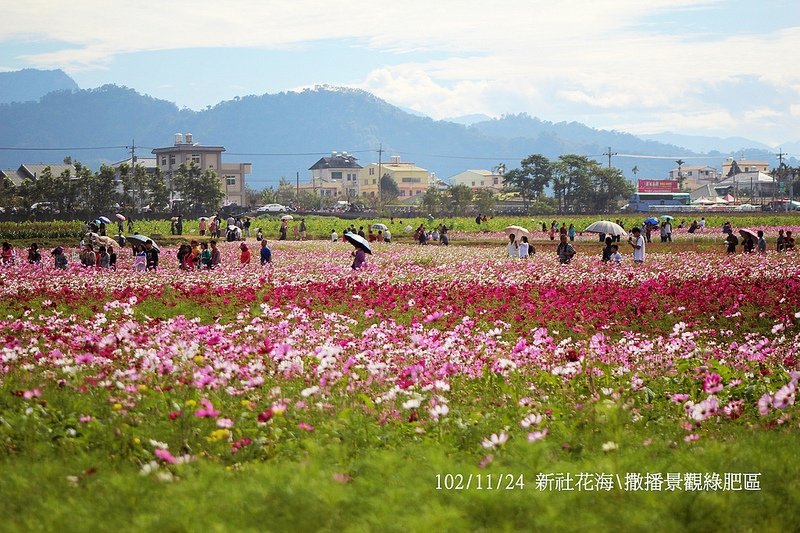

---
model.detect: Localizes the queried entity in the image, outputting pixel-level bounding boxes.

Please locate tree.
[473,188,497,215]
[82,164,119,214]
[503,154,553,211]
[275,177,296,206]
[421,187,444,216]
[148,168,170,212]
[447,184,473,215]
[172,162,224,213]
[675,159,687,190]
[380,174,399,204]
[0,175,16,209]
[243,186,262,208]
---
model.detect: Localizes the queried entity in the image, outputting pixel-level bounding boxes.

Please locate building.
[449,169,505,191]
[722,158,769,177]
[669,165,720,182]
[304,152,362,199]
[359,156,433,200]
[714,171,777,200]
[151,133,251,207]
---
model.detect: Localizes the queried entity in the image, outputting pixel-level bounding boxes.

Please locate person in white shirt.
[628,227,645,263]
[331,229,338,242]
[506,233,519,257]
[518,236,530,258]
[384,229,392,243]
[698,217,706,232]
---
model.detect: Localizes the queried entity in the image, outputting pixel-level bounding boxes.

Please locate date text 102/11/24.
[435,473,525,490]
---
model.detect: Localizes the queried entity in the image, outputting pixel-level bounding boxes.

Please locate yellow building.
[359,156,433,200]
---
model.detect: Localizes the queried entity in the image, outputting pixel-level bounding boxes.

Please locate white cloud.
[2,0,799,143]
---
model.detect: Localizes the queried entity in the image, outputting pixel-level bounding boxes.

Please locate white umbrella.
[371,223,388,231]
[281,214,294,221]
[584,220,627,237]
[504,225,530,238]
[115,213,126,221]
[659,215,674,220]
[345,233,373,254]
[98,216,111,224]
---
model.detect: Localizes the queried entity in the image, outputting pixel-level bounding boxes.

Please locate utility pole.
[377,143,383,213]
[603,146,617,168]
[126,139,138,210]
[296,171,299,199]
[776,149,786,211]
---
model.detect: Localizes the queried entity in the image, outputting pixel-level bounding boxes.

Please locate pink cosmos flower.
[773,382,795,409]
[257,409,274,423]
[757,393,772,416]
[216,418,234,428]
[298,422,314,432]
[702,373,723,394]
[194,398,220,418]
[154,448,178,464]
[527,429,548,443]
[481,432,509,449]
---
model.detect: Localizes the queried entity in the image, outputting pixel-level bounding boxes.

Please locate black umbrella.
[345,233,372,254]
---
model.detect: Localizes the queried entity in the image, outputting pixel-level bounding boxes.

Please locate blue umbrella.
[644,217,659,225]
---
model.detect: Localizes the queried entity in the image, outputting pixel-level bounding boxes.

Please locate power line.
[0,145,128,151]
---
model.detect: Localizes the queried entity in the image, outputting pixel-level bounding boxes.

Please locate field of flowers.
[1,238,799,530]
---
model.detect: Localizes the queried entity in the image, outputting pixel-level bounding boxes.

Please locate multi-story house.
[359,156,433,200]
[151,133,251,207]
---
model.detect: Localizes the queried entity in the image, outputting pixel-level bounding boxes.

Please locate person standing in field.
[628,227,645,263]
[568,224,576,242]
[299,219,306,240]
[52,246,68,269]
[757,230,767,254]
[351,247,366,270]
[506,233,519,257]
[556,234,576,264]
[210,240,221,268]
[601,236,614,262]
[518,236,530,258]
[260,240,272,265]
[27,243,42,265]
[240,243,251,264]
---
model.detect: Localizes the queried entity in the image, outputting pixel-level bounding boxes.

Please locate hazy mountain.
[640,132,774,154]
[0,72,794,188]
[444,114,494,126]
[0,68,79,104]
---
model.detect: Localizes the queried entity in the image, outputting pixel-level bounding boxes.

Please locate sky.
[1,0,799,147]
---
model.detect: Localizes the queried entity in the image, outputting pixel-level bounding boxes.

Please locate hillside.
[0,68,79,104]
[0,76,793,188]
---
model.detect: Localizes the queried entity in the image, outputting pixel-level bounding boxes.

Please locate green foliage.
[447,184,473,215]
[172,162,224,213]
[380,174,400,204]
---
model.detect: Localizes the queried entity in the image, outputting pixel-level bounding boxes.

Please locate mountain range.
[0,69,795,189]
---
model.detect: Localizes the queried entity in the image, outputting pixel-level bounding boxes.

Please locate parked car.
[256,203,289,213]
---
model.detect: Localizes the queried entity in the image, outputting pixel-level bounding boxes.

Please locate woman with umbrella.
[345,232,371,270]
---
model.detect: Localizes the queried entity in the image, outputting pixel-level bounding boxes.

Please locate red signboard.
[638,179,679,193]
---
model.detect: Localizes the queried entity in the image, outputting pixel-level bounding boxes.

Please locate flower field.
[1,238,800,530]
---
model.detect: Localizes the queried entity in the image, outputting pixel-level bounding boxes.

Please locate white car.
[257,203,289,213]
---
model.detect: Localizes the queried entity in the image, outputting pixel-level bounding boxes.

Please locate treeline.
[0,160,225,216]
